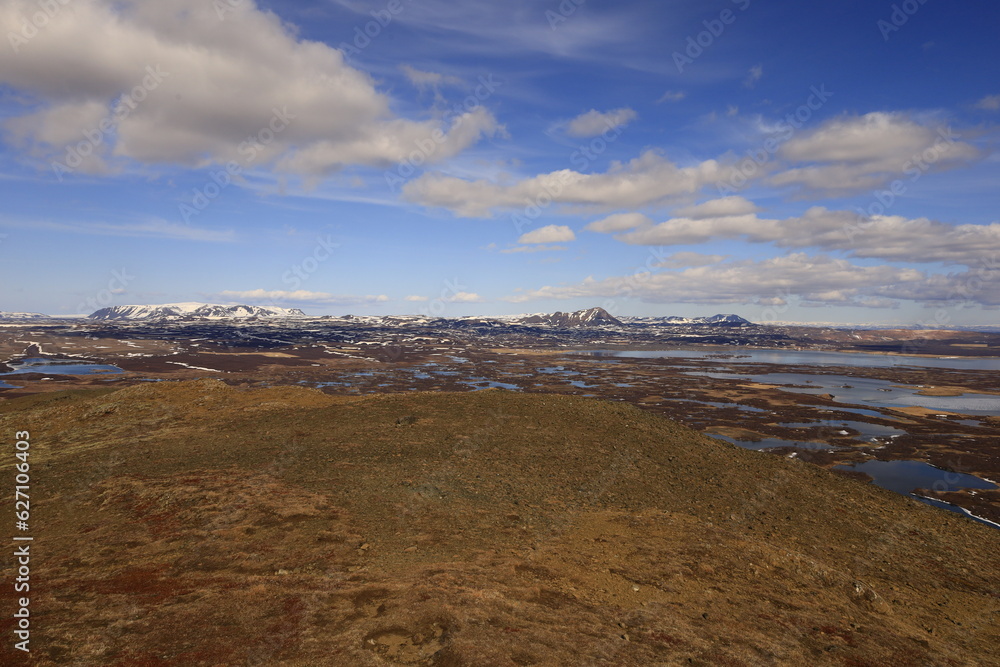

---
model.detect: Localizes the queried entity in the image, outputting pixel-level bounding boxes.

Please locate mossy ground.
[1,380,997,665]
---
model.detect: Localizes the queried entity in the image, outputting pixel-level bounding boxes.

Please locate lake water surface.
[573,348,1000,371]
[1,357,124,376]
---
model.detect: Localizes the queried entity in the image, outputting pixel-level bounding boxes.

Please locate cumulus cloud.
[504,253,927,307]
[566,108,637,137]
[657,251,725,269]
[974,95,1000,111]
[874,268,1000,306]
[584,212,653,233]
[611,205,1000,269]
[616,213,773,246]
[219,289,389,304]
[445,291,485,303]
[770,113,980,194]
[404,295,429,302]
[0,0,500,177]
[518,224,575,244]
[404,150,730,217]
[671,196,760,219]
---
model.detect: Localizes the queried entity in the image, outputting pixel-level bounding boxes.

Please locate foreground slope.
[1,380,997,666]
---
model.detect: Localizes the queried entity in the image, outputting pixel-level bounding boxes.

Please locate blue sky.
[1,0,999,324]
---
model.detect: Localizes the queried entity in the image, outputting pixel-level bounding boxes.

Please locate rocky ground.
[0,381,998,665]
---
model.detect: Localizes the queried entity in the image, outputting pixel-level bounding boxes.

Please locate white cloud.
[656,91,686,104]
[743,64,762,89]
[584,212,653,233]
[672,196,760,219]
[504,253,926,307]
[445,291,485,303]
[404,295,429,302]
[404,150,730,217]
[518,224,575,244]
[0,0,500,177]
[771,113,980,194]
[617,213,772,246]
[566,108,637,137]
[610,204,1000,269]
[657,251,725,269]
[974,95,1000,111]
[874,269,1000,306]
[219,290,389,305]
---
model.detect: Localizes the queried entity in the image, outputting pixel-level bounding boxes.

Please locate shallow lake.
[1,357,124,376]
[572,348,1000,371]
[834,459,998,527]
[686,371,1000,416]
[778,420,907,440]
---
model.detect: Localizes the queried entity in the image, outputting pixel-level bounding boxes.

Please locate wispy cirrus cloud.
[2,218,235,242]
[500,244,568,254]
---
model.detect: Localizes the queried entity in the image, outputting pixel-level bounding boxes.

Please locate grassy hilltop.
[1,380,998,665]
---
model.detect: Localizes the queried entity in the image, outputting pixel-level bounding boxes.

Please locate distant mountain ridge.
[517,307,623,327]
[88,303,306,320]
[508,309,752,327]
[623,313,753,326]
[0,311,48,319]
[64,303,752,326]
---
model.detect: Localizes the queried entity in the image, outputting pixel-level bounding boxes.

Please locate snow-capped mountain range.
[88,303,306,320]
[621,314,752,326]
[63,303,753,326]
[0,311,49,319]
